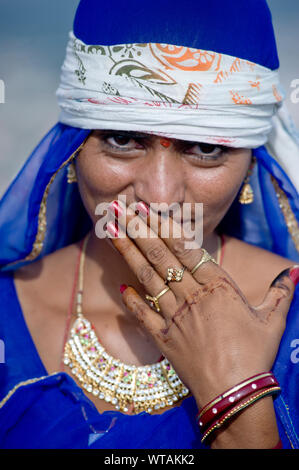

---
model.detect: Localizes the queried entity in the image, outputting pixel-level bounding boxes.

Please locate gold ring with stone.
[146,286,170,312]
[190,249,217,275]
[165,266,186,284]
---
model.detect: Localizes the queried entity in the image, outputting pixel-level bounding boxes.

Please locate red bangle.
[201,385,281,444]
[197,374,279,431]
[197,372,274,420]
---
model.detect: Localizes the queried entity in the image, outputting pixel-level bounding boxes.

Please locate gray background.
[0,0,298,197]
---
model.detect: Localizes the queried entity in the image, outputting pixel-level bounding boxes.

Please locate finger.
[106,221,176,317]
[121,285,166,334]
[109,200,198,298]
[153,209,225,284]
[119,199,224,286]
[255,265,299,324]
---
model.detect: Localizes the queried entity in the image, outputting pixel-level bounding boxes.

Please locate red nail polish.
[108,200,123,218]
[289,265,299,286]
[136,201,149,216]
[120,284,128,294]
[106,221,119,238]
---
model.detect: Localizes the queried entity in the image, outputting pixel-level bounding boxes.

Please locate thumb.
[255,265,299,323]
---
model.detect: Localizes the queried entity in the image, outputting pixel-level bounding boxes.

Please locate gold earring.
[67,161,77,184]
[239,157,256,205]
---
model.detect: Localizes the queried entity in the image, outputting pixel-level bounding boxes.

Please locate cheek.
[76,154,134,219]
[187,165,247,227]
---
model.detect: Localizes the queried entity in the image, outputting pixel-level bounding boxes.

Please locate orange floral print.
[230,90,252,105]
[214,70,230,83]
[214,58,249,84]
[183,83,203,104]
[149,44,220,71]
[230,57,243,73]
[249,80,261,90]
[272,84,283,102]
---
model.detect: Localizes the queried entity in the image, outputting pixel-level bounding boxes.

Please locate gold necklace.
[63,233,222,414]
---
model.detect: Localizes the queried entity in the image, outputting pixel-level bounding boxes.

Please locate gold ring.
[165,266,185,284]
[190,249,217,275]
[146,286,170,312]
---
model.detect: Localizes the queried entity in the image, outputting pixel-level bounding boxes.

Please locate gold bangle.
[201,386,281,444]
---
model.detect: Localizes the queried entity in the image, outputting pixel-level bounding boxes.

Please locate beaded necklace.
[63,233,222,414]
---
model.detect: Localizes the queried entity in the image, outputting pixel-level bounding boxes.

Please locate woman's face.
[75,130,252,237]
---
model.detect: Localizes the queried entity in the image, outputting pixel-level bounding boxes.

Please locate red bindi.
[160,138,171,148]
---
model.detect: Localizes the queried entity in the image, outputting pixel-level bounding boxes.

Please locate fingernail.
[108,200,123,218]
[136,201,149,217]
[106,221,119,238]
[120,284,128,294]
[289,265,299,286]
[270,267,291,287]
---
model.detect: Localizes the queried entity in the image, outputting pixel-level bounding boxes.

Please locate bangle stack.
[196,372,281,444]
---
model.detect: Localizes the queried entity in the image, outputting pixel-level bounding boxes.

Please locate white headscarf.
[56,32,299,191]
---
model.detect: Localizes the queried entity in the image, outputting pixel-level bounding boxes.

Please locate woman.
[0,0,299,449]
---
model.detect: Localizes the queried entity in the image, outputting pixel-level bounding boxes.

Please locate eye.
[186,142,224,157]
[181,141,231,165]
[103,133,143,151]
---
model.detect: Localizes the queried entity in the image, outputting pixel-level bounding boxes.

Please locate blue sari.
[0,269,299,449]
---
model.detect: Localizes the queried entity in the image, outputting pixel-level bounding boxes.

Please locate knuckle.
[137,264,155,284]
[201,278,228,295]
[127,295,147,317]
[172,239,193,259]
[114,237,132,254]
[146,244,167,265]
[182,288,201,308]
[134,301,149,319]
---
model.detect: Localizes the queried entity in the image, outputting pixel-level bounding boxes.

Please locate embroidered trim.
[0,374,55,409]
[271,176,299,254]
[284,430,295,449]
[25,141,86,261]
[4,140,87,269]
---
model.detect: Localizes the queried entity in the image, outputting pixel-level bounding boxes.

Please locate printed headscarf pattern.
[57,32,283,149]
[57,33,299,193]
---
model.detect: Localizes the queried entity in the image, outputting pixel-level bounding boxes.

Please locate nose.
[134,144,185,207]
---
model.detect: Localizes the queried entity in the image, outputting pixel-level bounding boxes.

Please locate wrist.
[209,395,280,449]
